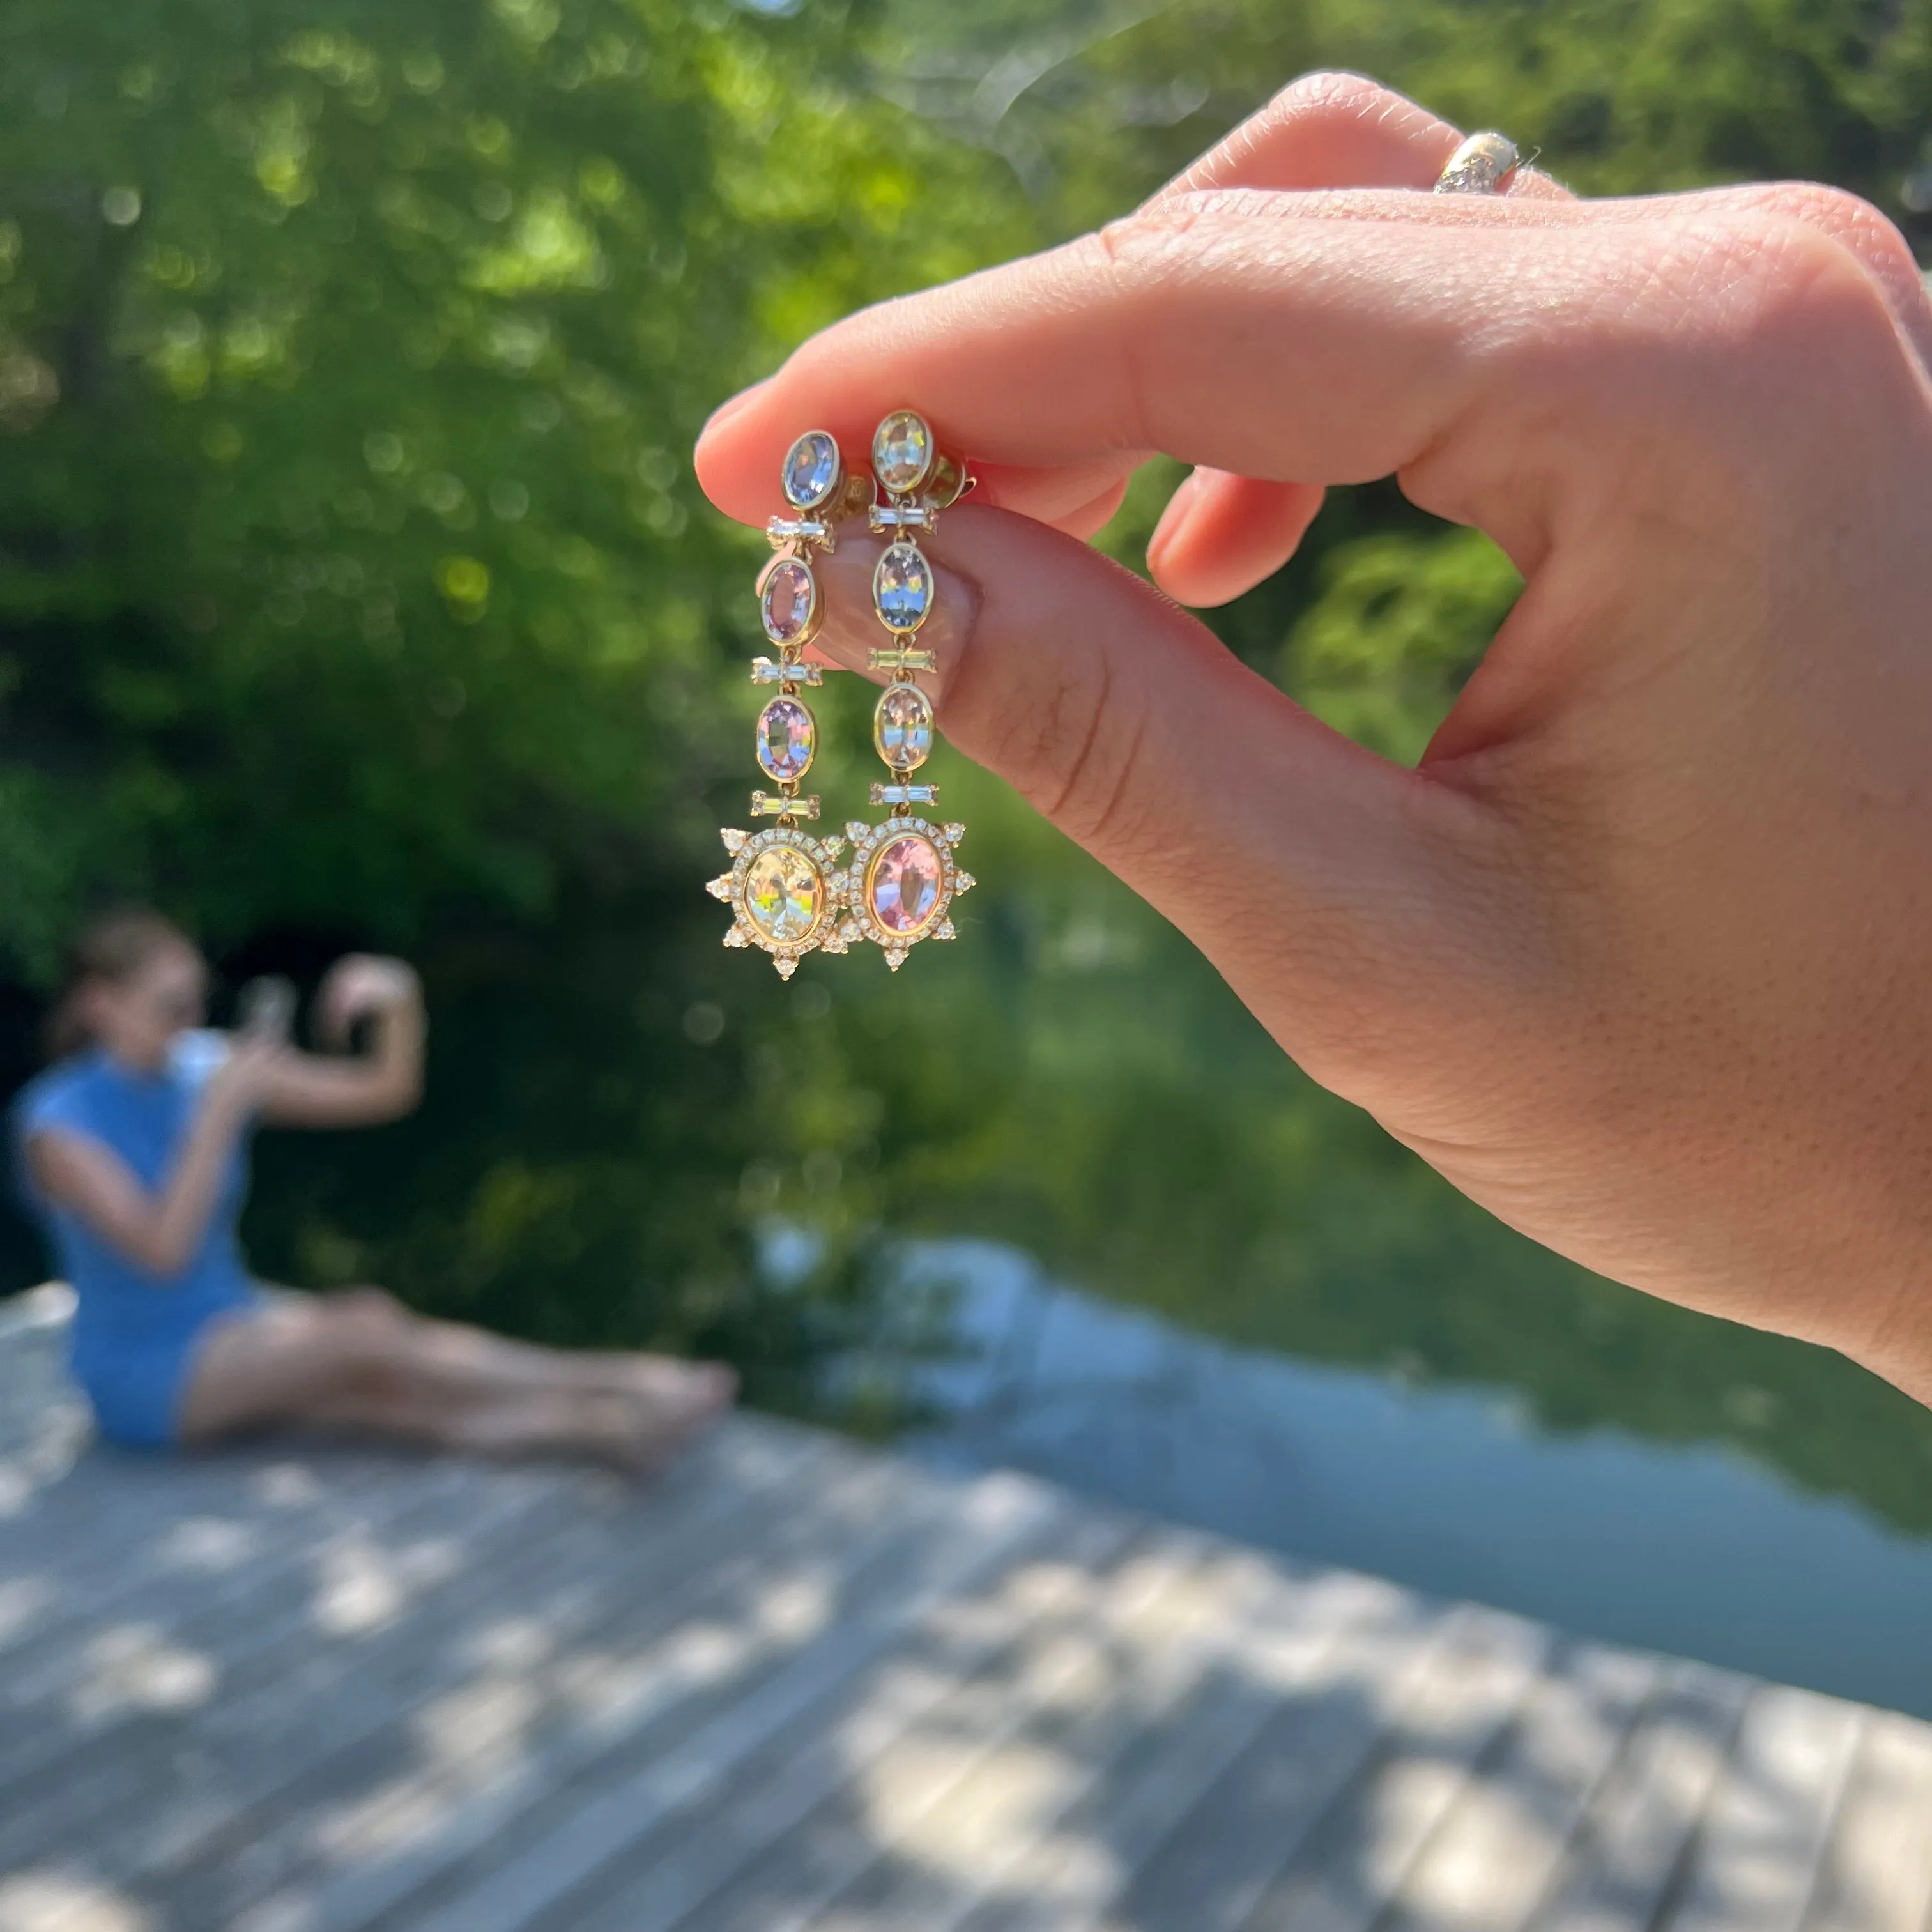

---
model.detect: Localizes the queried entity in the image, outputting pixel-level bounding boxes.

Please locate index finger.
[696,195,1683,560]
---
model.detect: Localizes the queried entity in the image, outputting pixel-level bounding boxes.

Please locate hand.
[204,1031,288,1120]
[315,954,422,1048]
[695,76,1932,1402]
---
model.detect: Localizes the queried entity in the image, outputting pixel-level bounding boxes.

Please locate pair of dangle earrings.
[709,410,976,979]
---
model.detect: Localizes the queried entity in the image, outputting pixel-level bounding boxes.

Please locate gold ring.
[1434,132,1521,195]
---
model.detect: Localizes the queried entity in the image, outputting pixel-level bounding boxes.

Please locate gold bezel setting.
[871,540,933,636]
[709,825,852,979]
[755,693,816,785]
[837,816,973,971]
[873,682,933,772]
[781,429,845,513]
[757,551,822,651]
[714,430,872,980]
[871,408,937,498]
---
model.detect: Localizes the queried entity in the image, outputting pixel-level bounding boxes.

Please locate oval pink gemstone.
[867,832,943,936]
[760,558,816,645]
[756,696,815,783]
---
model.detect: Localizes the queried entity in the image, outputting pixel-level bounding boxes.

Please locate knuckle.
[1760,181,1919,282]
[1505,212,1915,478]
[1695,211,1900,355]
[1064,224,1162,449]
[1083,213,1165,280]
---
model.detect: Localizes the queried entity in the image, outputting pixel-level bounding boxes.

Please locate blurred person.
[12,907,735,1466]
[698,75,1932,1409]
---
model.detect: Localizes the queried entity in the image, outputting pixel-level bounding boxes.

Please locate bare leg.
[178,1291,735,1470]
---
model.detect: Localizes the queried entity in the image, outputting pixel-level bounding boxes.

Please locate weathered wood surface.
[0,1284,1926,1932]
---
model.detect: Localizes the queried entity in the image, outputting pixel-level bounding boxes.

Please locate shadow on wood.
[1,1285,1928,1932]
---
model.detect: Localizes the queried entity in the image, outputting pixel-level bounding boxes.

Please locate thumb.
[809,505,1525,1104]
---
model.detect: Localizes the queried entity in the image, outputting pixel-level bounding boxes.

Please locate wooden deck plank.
[577,1527,1245,1932]
[218,1462,1059,1932]
[1529,1659,1755,1932]
[1,1424,831,1922]
[0,1446,436,1701]
[1665,1685,1867,1932]
[124,1432,873,1930]
[0,1306,1921,1932]
[0,1289,84,1483]
[413,1509,1149,1932]
[1052,1589,1458,1932]
[1234,1606,1553,1932]
[0,1454,654,1874]
[0,1458,514,1804]
[349,1472,1078,1932]
[1379,1644,1662,1932]
[1803,1712,1932,1932]
[783,1558,1436,1932]
[0,1444,404,1613]
[916,1561,1440,1932]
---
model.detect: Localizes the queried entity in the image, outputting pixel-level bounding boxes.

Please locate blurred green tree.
[3,0,1931,1505]
[0,0,1038,973]
[4,0,1926,968]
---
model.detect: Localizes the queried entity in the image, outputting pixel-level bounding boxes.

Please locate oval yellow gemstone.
[742,844,825,946]
[873,683,933,771]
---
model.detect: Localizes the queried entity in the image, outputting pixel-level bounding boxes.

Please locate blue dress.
[12,1032,261,1446]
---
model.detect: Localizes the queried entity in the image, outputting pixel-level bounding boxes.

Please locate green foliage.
[0,0,1038,963]
[1288,526,1522,763]
[3,0,1931,1519]
[884,0,1932,216]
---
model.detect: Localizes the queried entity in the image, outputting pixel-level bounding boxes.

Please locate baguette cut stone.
[867,832,944,937]
[761,558,816,645]
[873,542,931,633]
[756,697,815,783]
[782,431,841,510]
[872,410,933,494]
[744,844,825,944]
[873,684,933,770]
[751,657,822,686]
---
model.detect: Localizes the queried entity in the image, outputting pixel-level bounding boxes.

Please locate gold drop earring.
[837,409,976,971]
[708,429,868,979]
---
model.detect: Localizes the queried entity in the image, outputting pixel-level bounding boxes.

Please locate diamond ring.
[1434,132,1521,195]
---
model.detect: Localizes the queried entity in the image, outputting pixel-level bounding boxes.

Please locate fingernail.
[812,535,979,707]
[1146,468,1203,571]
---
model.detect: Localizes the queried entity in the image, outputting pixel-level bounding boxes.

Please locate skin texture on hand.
[694,74,1932,1406]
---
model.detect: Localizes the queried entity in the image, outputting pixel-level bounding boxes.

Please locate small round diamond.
[872,410,934,496]
[743,843,825,945]
[781,431,841,512]
[760,557,817,645]
[756,696,816,783]
[873,684,933,771]
[873,542,931,633]
[866,832,944,937]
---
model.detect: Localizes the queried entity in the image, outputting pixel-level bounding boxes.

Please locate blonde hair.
[45,907,197,1061]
